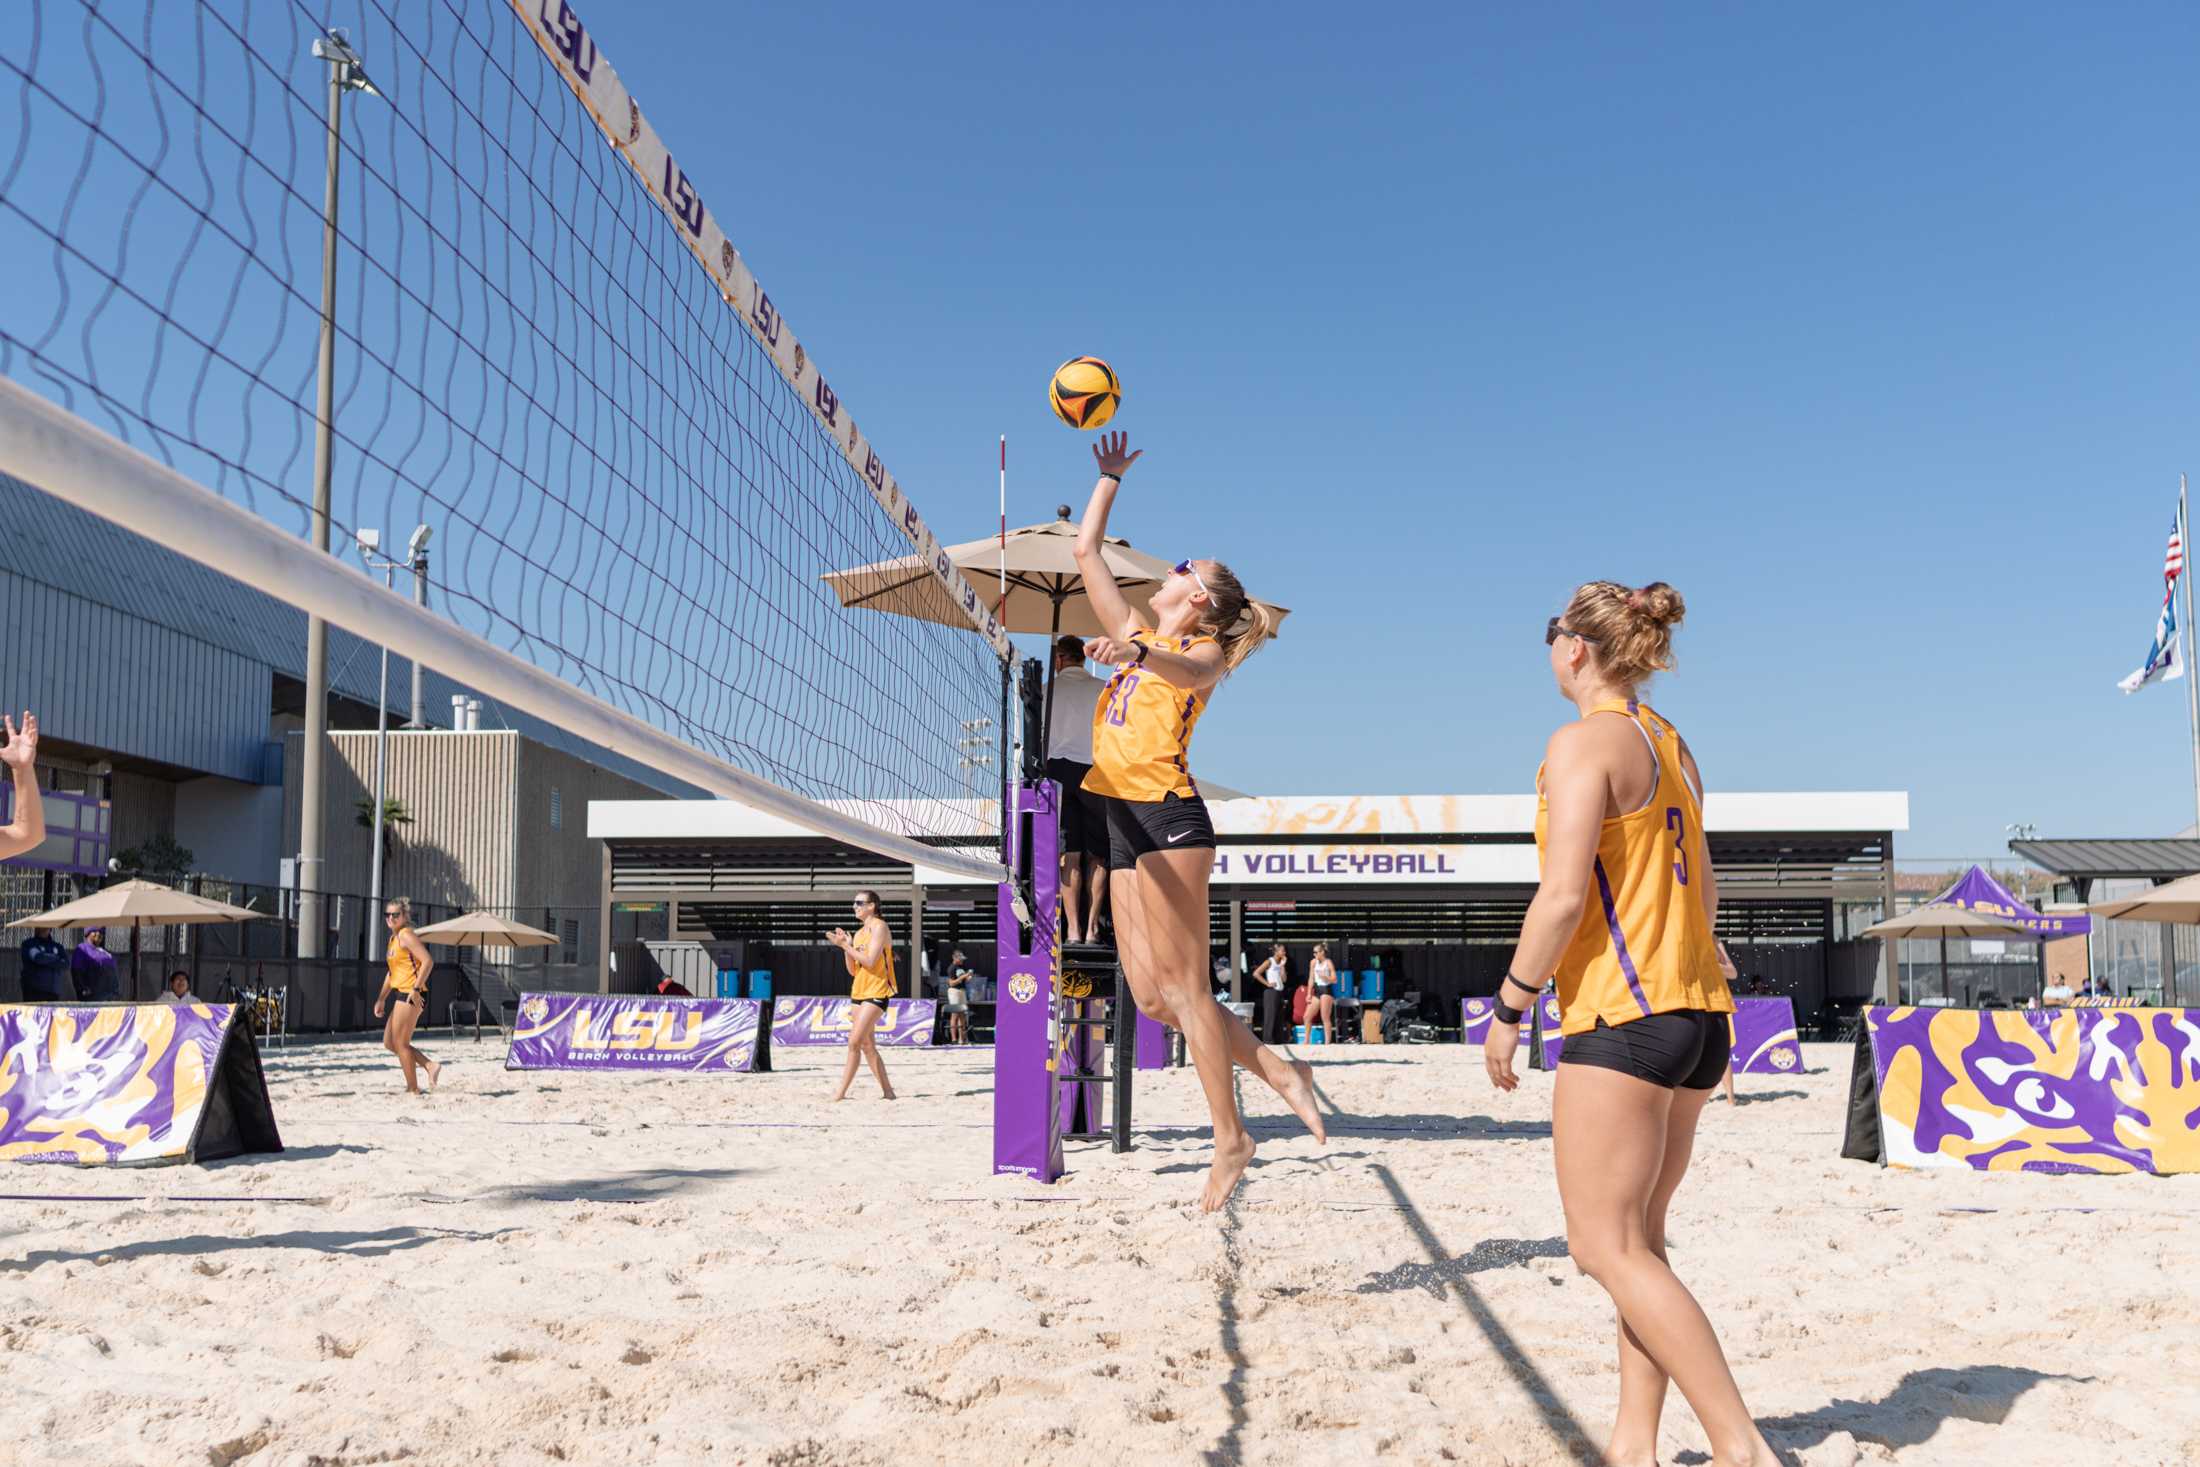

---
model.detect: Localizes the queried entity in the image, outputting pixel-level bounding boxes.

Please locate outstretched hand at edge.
[1092,431,1142,480]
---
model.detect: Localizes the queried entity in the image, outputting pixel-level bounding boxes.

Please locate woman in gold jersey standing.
[1483,583,1776,1467]
[1073,432,1324,1212]
[828,889,898,1102]
[373,898,442,1095]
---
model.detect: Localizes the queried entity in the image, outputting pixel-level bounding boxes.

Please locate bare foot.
[880,1087,897,1100]
[425,1060,443,1091]
[1279,1058,1328,1144]
[1200,1131,1255,1212]
[831,1092,849,1103]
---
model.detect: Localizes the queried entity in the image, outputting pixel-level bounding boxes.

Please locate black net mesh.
[0,0,1004,853]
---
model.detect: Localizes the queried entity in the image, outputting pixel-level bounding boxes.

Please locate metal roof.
[0,473,689,794]
[2010,838,2200,881]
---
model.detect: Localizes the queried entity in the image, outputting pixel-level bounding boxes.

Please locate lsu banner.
[0,1003,282,1166]
[505,993,761,1072]
[1729,996,1802,1075]
[1532,992,1566,1070]
[769,997,937,1047]
[1844,1005,2200,1174]
[1459,997,1532,1048]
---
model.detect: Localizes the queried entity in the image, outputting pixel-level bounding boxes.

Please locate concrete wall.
[174,775,285,887]
[285,730,521,909]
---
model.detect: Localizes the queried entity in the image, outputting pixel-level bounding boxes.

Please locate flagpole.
[2183,475,2199,833]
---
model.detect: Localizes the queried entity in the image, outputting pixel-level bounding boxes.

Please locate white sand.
[2,1037,2195,1467]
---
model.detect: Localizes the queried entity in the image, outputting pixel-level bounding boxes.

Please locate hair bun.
[1632,582,1685,629]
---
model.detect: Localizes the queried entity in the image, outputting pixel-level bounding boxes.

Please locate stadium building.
[588,790,1908,1033]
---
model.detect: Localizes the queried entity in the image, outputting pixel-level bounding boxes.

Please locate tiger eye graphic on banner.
[0,1003,282,1166]
[1845,1005,2200,1174]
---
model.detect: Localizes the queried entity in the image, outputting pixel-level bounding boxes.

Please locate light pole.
[956,718,994,806]
[407,523,432,726]
[355,524,426,960]
[296,30,379,960]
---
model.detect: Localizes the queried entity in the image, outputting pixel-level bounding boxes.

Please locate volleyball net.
[0,1,1010,881]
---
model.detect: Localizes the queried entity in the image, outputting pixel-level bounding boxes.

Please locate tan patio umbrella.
[823,508,1290,743]
[409,912,558,948]
[1858,903,2037,1005]
[2085,871,2200,925]
[7,878,266,1000]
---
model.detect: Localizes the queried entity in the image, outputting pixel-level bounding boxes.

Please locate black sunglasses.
[1545,616,1597,647]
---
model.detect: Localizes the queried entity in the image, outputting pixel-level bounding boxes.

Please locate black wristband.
[1491,1000,1524,1026]
[1098,471,1122,484]
[1133,641,1149,666]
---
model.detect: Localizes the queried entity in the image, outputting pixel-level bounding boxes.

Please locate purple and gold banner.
[1536,992,1566,1069]
[1459,997,1532,1048]
[1729,996,1801,1075]
[769,997,937,1047]
[504,993,760,1072]
[0,1002,280,1165]
[1852,1005,2200,1174]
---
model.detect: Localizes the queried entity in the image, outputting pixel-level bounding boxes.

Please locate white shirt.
[160,989,196,1005]
[1047,665,1108,765]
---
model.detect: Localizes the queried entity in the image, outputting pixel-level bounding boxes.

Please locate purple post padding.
[0,1002,252,1165]
[1728,997,1802,1075]
[504,993,760,1072]
[1459,998,1532,1048]
[1861,1005,2200,1174]
[1135,1007,1169,1069]
[1537,992,1567,1069]
[993,781,1064,1182]
[767,997,938,1046]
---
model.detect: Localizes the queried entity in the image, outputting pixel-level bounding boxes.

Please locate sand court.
[2,1039,2195,1466]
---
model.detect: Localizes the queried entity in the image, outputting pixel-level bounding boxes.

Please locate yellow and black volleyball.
[1048,355,1121,430]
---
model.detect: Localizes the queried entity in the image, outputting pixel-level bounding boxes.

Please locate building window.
[562,918,580,965]
[550,786,562,830]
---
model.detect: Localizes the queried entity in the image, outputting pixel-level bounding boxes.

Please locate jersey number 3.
[1665,807,1689,887]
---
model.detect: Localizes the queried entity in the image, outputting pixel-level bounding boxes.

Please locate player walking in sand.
[1483,582,1778,1467]
[828,889,899,1102]
[373,898,443,1095]
[1073,431,1324,1211]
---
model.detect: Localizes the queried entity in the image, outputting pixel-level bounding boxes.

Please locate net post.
[992,779,1063,1182]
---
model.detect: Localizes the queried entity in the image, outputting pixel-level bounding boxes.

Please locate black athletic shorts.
[1560,1009,1731,1090]
[1045,758,1107,864]
[852,995,890,1012]
[1102,791,1215,871]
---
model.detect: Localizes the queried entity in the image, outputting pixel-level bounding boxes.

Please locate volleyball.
[1049,356,1121,430]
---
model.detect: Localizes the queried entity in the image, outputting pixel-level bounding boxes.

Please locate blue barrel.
[747,970,773,1000]
[714,969,741,999]
[1358,971,1384,1003]
[1333,971,1356,1000]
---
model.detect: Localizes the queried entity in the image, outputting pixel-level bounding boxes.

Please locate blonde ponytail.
[1194,561,1275,673]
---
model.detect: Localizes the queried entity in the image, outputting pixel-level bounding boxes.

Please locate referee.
[1044,635,1110,943]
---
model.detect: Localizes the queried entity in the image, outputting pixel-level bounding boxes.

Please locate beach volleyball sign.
[1844,1005,2200,1174]
[0,1002,282,1166]
[1728,996,1801,1075]
[505,993,762,1073]
[768,997,937,1047]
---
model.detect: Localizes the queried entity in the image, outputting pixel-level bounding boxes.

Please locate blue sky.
[581,0,2199,859]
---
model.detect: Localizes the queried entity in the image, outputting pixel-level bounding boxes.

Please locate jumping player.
[1482,582,1777,1467]
[828,889,898,1102]
[1073,431,1324,1211]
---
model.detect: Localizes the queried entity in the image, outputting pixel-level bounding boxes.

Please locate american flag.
[2121,517,2186,693]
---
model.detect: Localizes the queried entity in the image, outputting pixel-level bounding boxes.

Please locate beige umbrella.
[7,878,266,1000]
[823,508,1291,742]
[827,510,1230,640]
[1858,903,2037,1005]
[409,912,558,948]
[2085,871,2200,925]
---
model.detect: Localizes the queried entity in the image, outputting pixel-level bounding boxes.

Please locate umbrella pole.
[1939,933,1948,1007]
[1042,595,1061,761]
